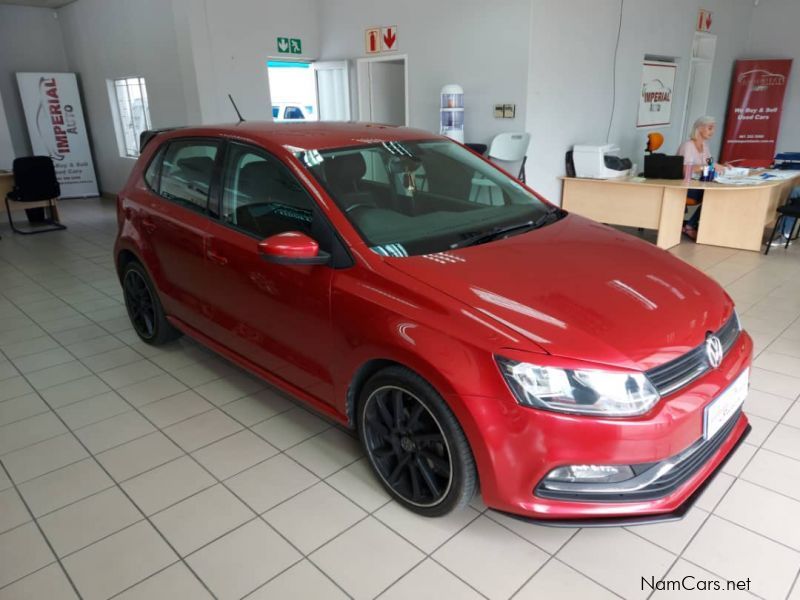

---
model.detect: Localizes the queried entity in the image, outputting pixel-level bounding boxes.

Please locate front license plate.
[704,368,749,440]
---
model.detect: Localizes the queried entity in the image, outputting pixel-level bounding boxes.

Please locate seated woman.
[677,116,727,240]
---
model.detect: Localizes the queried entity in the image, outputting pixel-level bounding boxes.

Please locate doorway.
[267,61,318,121]
[267,60,351,122]
[356,56,408,126]
[681,33,717,140]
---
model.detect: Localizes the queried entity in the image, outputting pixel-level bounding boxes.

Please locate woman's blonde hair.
[691,116,716,140]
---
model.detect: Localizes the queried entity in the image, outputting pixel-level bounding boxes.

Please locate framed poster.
[637,61,677,128]
[720,59,792,167]
[16,72,98,198]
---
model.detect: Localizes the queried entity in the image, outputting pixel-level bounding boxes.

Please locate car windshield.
[299,139,558,257]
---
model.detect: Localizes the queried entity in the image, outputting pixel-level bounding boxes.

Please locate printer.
[572,144,633,179]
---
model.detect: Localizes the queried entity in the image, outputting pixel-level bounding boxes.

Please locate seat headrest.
[323,152,366,191]
[177,156,214,177]
[238,160,280,201]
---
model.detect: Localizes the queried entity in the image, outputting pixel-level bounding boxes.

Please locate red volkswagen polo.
[115,122,751,525]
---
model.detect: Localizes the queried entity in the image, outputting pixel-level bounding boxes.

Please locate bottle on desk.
[700,158,715,182]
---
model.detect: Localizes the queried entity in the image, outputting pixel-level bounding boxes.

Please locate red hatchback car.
[115,122,751,524]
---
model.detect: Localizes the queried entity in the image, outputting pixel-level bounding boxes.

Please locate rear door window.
[158,141,219,212]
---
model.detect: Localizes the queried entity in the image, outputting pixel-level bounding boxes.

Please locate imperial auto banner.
[720,59,793,167]
[16,72,98,197]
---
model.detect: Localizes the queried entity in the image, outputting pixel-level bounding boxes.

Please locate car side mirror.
[257,231,331,265]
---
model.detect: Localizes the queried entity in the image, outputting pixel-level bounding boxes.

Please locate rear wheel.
[122,261,181,345]
[358,366,476,516]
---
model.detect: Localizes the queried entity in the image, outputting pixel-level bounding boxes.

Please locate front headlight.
[496,357,660,417]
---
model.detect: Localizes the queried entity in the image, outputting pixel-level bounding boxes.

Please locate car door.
[141,138,221,331]
[200,141,337,402]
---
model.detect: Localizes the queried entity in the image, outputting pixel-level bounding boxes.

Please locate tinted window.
[221,144,319,241]
[303,140,554,256]
[272,106,279,118]
[143,144,165,190]
[158,141,219,211]
[284,106,304,120]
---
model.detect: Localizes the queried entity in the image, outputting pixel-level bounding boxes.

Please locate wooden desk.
[561,174,800,252]
[0,172,13,201]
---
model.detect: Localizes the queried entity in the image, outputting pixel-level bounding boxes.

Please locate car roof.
[158,121,442,152]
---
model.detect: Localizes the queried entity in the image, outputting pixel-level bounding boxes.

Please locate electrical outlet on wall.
[494,104,516,118]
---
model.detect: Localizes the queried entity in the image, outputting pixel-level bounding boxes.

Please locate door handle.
[206,250,228,266]
[141,218,157,233]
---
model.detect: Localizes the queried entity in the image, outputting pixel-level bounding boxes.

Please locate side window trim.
[143,143,166,193]
[155,136,223,215]
[212,138,353,269]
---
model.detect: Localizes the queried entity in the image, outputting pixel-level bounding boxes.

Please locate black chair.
[765,197,800,255]
[5,156,66,234]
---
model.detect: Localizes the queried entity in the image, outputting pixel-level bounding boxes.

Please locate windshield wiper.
[449,208,563,250]
[450,220,536,249]
[532,206,562,229]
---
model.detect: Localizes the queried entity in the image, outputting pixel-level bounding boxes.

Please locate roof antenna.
[228,94,245,122]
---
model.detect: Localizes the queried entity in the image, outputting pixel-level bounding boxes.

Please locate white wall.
[0,5,68,158]
[526,0,754,202]
[173,0,321,124]
[57,0,191,194]
[319,0,531,147]
[0,90,15,170]
[746,0,800,155]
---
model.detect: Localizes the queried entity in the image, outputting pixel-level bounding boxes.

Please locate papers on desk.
[714,169,800,186]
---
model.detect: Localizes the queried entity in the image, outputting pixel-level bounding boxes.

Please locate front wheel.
[358,366,477,517]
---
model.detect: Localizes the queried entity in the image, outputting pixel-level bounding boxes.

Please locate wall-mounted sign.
[697,9,712,32]
[277,37,302,54]
[720,59,793,167]
[381,26,397,51]
[365,28,380,54]
[637,61,677,128]
[364,26,398,54]
[16,72,98,198]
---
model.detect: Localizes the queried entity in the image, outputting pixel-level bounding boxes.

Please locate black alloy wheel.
[359,367,476,516]
[123,269,156,340]
[121,261,181,345]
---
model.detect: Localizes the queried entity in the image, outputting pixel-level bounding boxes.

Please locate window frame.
[213,139,353,269]
[109,76,152,158]
[215,140,319,240]
[148,137,224,216]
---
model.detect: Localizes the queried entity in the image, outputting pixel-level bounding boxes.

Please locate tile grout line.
[0,460,84,599]
[0,356,219,600]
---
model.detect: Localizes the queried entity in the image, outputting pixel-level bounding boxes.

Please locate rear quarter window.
[157,140,219,212]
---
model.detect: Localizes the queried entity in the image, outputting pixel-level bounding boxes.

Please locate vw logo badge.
[705,335,724,368]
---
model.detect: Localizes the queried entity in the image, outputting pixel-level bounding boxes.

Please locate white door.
[681,33,716,140]
[357,56,408,126]
[313,61,351,121]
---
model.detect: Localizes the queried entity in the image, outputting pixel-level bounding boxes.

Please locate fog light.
[545,464,634,484]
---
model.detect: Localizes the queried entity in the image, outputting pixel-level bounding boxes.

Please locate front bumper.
[450,330,753,523]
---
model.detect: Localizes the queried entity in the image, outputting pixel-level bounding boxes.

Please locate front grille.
[646,313,740,397]
[535,409,742,503]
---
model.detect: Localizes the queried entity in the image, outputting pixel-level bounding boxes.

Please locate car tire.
[121,261,181,346]
[358,365,477,517]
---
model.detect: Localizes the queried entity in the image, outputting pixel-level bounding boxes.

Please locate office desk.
[0,172,12,201]
[561,174,800,252]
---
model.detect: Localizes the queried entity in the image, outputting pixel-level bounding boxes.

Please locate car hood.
[385,214,733,371]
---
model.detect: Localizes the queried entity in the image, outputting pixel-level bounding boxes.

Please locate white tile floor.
[0,198,799,599]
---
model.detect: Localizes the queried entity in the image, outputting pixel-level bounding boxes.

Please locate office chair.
[5,156,66,234]
[471,132,531,205]
[765,195,800,255]
[488,132,531,182]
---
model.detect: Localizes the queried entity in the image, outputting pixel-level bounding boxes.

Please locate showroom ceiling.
[0,0,74,8]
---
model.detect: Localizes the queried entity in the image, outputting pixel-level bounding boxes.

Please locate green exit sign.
[277,37,302,54]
